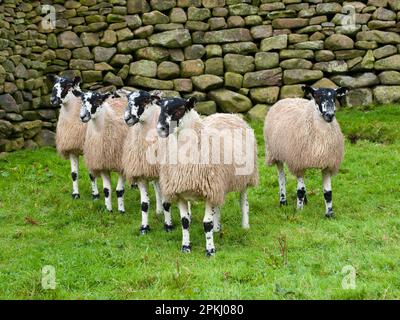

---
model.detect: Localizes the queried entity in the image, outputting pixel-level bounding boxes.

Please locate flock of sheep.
[47,74,348,256]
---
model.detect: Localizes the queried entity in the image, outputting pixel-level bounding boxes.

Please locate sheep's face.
[78,91,113,123]
[47,75,81,107]
[302,86,348,123]
[124,91,159,126]
[156,97,197,138]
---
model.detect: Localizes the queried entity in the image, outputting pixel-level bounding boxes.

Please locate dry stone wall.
[1,0,400,153]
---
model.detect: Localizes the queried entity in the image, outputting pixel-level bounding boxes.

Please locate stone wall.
[2,0,400,153]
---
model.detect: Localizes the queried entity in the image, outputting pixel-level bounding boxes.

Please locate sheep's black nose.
[51,97,60,106]
[323,113,334,123]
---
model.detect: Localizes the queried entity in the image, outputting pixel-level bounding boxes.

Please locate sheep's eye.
[172,107,186,120]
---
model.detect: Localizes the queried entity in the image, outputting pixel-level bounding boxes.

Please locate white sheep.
[264,85,348,217]
[79,90,129,213]
[156,97,259,256]
[121,90,174,234]
[47,75,99,200]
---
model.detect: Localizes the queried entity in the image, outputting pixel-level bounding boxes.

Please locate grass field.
[0,105,399,299]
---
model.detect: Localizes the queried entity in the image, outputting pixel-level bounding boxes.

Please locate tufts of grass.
[0,105,400,299]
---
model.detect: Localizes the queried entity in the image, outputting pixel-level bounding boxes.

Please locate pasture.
[0,105,399,299]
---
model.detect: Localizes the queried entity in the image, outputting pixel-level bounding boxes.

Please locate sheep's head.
[156,97,197,138]
[124,90,161,126]
[302,85,348,123]
[47,75,81,107]
[78,91,114,123]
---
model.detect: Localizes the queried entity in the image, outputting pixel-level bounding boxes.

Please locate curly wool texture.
[122,103,160,183]
[159,112,259,206]
[55,95,86,159]
[264,98,344,177]
[83,97,129,177]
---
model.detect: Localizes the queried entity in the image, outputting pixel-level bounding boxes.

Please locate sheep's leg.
[116,174,125,214]
[204,202,216,257]
[213,207,221,232]
[89,172,100,200]
[178,200,191,253]
[323,171,334,218]
[240,190,250,229]
[70,154,80,199]
[138,180,150,234]
[101,172,112,212]
[297,177,307,210]
[277,162,287,206]
[152,180,164,215]
[187,201,192,223]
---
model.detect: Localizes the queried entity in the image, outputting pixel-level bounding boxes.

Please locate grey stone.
[149,29,191,48]
[208,89,252,113]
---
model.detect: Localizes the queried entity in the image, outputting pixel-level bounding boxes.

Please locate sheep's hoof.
[279,200,288,206]
[119,210,125,214]
[325,210,334,218]
[164,224,174,232]
[205,248,216,257]
[131,183,138,189]
[140,225,150,235]
[72,193,80,200]
[181,245,191,253]
[304,195,308,205]
[107,209,113,213]
[92,193,100,200]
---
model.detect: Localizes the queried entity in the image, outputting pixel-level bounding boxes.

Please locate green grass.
[0,105,400,300]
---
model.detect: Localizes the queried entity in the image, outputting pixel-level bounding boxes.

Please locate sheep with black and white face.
[47,74,99,200]
[156,97,259,256]
[78,90,129,213]
[264,85,348,218]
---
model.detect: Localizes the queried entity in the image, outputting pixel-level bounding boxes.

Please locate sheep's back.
[264,98,344,176]
[160,113,259,206]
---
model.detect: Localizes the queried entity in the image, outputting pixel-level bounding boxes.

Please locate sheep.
[156,97,259,256]
[47,74,99,200]
[78,90,129,213]
[263,85,348,218]
[121,90,174,234]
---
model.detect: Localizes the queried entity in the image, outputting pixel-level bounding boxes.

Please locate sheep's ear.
[151,95,161,102]
[72,76,81,86]
[47,74,58,84]
[186,97,197,110]
[111,91,121,98]
[336,87,349,97]
[302,85,315,98]
[101,92,113,101]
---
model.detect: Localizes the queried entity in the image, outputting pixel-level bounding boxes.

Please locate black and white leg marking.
[323,171,334,218]
[213,206,221,233]
[204,202,216,256]
[297,177,307,209]
[138,180,150,234]
[240,190,250,229]
[162,200,173,232]
[70,154,80,199]
[277,162,287,206]
[178,200,191,253]
[116,174,125,214]
[101,172,112,212]
[89,172,100,200]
